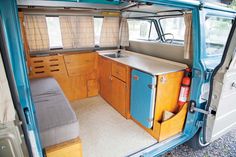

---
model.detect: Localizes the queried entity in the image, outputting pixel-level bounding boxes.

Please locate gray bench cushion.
[30,77,79,148]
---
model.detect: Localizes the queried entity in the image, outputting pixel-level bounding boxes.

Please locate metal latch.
[147,118,154,123]
[189,101,216,116]
[148,84,156,89]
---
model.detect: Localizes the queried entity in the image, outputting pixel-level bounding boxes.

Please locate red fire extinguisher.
[178,68,191,110]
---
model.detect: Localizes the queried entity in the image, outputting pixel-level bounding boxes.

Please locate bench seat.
[30,77,79,148]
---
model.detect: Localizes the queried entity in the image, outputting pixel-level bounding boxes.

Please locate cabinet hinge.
[147,118,154,122]
[189,101,216,116]
[148,84,157,89]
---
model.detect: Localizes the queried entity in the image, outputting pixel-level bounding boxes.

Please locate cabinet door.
[111,76,126,117]
[130,69,156,128]
[99,57,112,104]
[64,53,95,76]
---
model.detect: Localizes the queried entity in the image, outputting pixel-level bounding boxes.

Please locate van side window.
[205,16,232,56]
[94,17,103,46]
[46,16,63,49]
[159,17,185,43]
[128,19,158,41]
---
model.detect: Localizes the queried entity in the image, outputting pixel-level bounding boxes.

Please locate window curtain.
[59,16,94,49]
[24,15,49,51]
[78,16,94,48]
[100,17,120,47]
[184,13,193,59]
[119,18,129,47]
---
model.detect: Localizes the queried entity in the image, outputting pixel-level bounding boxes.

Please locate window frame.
[158,16,186,44]
[127,18,161,41]
[45,15,63,50]
[204,14,234,57]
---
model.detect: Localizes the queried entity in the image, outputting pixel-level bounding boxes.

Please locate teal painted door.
[0,0,43,156]
[130,69,156,129]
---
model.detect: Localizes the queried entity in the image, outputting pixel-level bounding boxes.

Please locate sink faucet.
[117,50,121,57]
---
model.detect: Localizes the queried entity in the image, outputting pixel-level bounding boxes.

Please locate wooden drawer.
[112,62,126,82]
[64,53,95,77]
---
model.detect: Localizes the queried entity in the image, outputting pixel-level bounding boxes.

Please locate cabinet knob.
[133,75,139,80]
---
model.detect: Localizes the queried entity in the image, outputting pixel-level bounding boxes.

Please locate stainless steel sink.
[104,53,126,58]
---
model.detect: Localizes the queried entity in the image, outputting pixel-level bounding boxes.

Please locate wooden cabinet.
[64,53,99,100]
[99,56,130,118]
[29,52,99,101]
[112,62,127,82]
[99,56,112,104]
[30,55,67,78]
[130,71,187,142]
[64,53,95,77]
[111,76,126,117]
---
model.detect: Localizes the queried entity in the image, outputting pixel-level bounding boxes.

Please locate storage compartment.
[64,53,96,77]
[99,56,131,118]
[130,69,156,129]
[111,76,126,117]
[130,70,189,141]
[152,71,188,141]
[87,79,99,97]
[29,53,99,101]
[99,56,112,104]
[112,62,127,82]
[154,103,188,141]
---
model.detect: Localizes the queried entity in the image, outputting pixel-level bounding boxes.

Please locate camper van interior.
[14,1,232,156]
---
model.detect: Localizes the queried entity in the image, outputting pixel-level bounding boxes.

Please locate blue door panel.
[130,69,156,129]
[0,0,43,156]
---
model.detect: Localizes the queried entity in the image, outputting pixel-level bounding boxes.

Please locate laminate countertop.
[97,49,188,75]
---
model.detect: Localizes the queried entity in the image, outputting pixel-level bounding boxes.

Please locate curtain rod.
[20,9,120,17]
[127,13,184,19]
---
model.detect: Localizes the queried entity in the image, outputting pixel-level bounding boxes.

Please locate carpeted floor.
[71,96,157,157]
